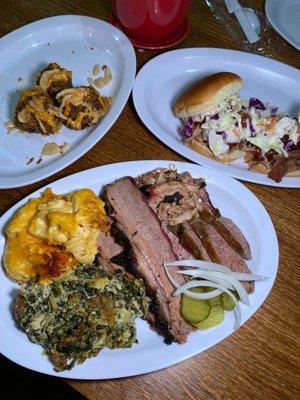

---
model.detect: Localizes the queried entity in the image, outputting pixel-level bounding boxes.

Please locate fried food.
[37,62,73,97]
[12,63,113,135]
[4,188,110,284]
[56,86,114,130]
[14,87,61,135]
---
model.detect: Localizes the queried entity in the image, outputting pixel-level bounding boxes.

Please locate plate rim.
[132,47,300,188]
[265,0,300,51]
[0,160,279,379]
[0,14,136,189]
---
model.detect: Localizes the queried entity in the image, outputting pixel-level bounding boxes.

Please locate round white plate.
[0,15,136,189]
[266,0,300,51]
[132,48,300,187]
[0,160,278,379]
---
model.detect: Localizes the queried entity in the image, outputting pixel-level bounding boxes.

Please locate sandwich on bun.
[173,72,300,182]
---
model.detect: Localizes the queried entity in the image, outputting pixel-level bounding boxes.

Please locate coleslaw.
[182,96,299,159]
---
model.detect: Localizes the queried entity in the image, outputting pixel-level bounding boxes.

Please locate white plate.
[266,0,300,51]
[0,15,136,189]
[0,160,278,379]
[132,48,300,187]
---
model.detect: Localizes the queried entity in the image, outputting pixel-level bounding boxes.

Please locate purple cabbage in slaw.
[249,98,266,110]
[249,120,255,135]
[283,140,296,152]
[182,117,194,138]
[216,131,227,140]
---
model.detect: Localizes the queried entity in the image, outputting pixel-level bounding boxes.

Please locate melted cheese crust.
[19,88,60,132]
[4,188,109,284]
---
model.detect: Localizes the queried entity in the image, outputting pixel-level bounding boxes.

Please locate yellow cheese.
[4,188,109,283]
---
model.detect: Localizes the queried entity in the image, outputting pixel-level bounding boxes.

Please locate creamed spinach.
[14,264,148,371]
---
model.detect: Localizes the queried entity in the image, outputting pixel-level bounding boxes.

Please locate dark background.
[0,354,86,400]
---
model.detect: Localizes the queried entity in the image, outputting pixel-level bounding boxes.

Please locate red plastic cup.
[110,0,192,49]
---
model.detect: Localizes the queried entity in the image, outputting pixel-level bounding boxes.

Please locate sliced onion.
[174,279,217,294]
[166,260,268,282]
[228,272,268,281]
[39,69,60,90]
[17,108,31,123]
[164,265,180,289]
[178,288,223,300]
[35,116,47,133]
[176,270,234,290]
[176,269,249,305]
[56,88,80,98]
[164,260,231,273]
[173,280,224,299]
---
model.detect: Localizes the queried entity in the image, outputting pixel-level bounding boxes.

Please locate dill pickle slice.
[206,287,222,307]
[181,292,210,324]
[194,305,224,329]
[208,294,222,307]
[222,292,236,311]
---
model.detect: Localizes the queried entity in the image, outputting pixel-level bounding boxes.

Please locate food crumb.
[93,64,101,76]
[5,119,17,133]
[87,76,94,86]
[18,77,23,82]
[26,157,34,165]
[94,65,112,88]
[90,46,94,50]
[72,50,75,54]
[41,141,69,157]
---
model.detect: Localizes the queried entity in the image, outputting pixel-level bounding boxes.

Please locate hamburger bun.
[188,138,300,177]
[174,72,243,119]
[186,137,245,163]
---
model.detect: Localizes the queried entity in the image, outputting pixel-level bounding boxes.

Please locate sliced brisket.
[212,216,252,260]
[105,177,192,343]
[191,218,254,293]
[172,222,212,262]
[198,210,252,260]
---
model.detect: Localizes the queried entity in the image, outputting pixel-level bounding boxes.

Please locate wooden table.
[0,1,299,399]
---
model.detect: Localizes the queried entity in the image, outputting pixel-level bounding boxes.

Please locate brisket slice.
[198,210,252,260]
[171,222,212,262]
[190,219,254,293]
[105,177,192,343]
[97,231,123,261]
[161,224,194,260]
[212,216,252,260]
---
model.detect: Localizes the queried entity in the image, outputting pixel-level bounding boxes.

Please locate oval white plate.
[0,160,278,379]
[133,48,300,187]
[266,0,300,51]
[0,15,136,189]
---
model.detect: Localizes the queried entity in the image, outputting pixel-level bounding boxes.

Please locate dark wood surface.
[0,1,299,399]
